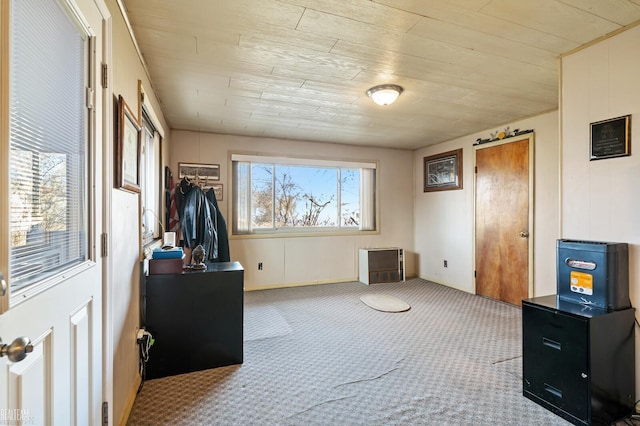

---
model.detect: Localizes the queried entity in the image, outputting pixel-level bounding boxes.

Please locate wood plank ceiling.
[122,0,640,149]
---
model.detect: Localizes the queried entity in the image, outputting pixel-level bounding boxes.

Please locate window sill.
[142,238,163,259]
[230,229,379,239]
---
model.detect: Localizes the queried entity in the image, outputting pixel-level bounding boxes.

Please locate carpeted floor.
[127,278,571,425]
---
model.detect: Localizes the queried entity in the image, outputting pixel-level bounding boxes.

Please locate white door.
[0,0,109,424]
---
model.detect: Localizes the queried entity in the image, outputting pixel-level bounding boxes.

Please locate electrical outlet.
[258,262,263,270]
[444,260,448,268]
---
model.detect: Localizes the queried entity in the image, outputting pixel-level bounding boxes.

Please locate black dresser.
[522,295,635,425]
[142,261,244,379]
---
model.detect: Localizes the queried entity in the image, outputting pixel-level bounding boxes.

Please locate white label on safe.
[570,271,593,295]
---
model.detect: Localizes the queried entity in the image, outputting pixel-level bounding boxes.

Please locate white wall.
[107,0,170,422]
[561,24,640,391]
[413,110,560,297]
[169,130,415,290]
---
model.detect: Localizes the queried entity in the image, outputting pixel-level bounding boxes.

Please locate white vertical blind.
[9,0,88,290]
[233,162,251,233]
[360,168,376,231]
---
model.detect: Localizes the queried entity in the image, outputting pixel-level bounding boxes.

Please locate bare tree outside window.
[340,168,359,227]
[233,157,374,235]
[250,164,344,229]
[275,171,301,227]
[40,153,68,232]
[251,164,274,228]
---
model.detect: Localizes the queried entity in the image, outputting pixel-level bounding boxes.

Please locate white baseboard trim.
[246,277,356,291]
[419,275,473,294]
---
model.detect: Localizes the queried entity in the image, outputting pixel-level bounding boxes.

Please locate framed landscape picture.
[178,162,220,185]
[423,148,462,192]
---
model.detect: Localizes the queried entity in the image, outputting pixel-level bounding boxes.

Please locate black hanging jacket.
[180,185,217,260]
[206,188,230,262]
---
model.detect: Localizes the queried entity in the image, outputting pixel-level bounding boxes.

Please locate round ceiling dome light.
[366,84,404,106]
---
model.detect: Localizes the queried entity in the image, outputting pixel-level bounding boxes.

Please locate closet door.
[475,134,533,306]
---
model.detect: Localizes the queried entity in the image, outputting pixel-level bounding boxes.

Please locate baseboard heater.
[359,248,405,285]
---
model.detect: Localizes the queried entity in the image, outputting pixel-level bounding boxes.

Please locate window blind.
[9,0,88,290]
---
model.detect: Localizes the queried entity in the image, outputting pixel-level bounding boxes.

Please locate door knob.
[519,231,529,238]
[0,336,34,363]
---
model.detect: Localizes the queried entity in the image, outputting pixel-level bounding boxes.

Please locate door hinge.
[101,233,108,258]
[474,270,477,278]
[101,63,108,89]
[102,401,108,426]
[475,166,478,173]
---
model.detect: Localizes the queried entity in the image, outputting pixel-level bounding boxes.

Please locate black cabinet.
[522,295,635,425]
[142,261,244,379]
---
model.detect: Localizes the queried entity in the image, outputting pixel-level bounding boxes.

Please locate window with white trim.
[140,109,161,246]
[232,154,376,235]
[8,0,89,292]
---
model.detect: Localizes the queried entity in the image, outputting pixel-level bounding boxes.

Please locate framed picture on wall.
[590,115,631,160]
[116,95,142,193]
[211,183,223,201]
[178,162,220,186]
[423,148,463,192]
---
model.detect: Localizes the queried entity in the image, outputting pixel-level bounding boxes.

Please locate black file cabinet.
[522,295,635,425]
[142,261,244,379]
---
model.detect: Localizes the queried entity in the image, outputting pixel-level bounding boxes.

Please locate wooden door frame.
[473,133,535,298]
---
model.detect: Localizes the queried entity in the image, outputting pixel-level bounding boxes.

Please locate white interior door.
[0,0,108,424]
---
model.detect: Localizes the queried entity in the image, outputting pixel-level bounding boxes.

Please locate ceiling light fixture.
[366,84,404,106]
